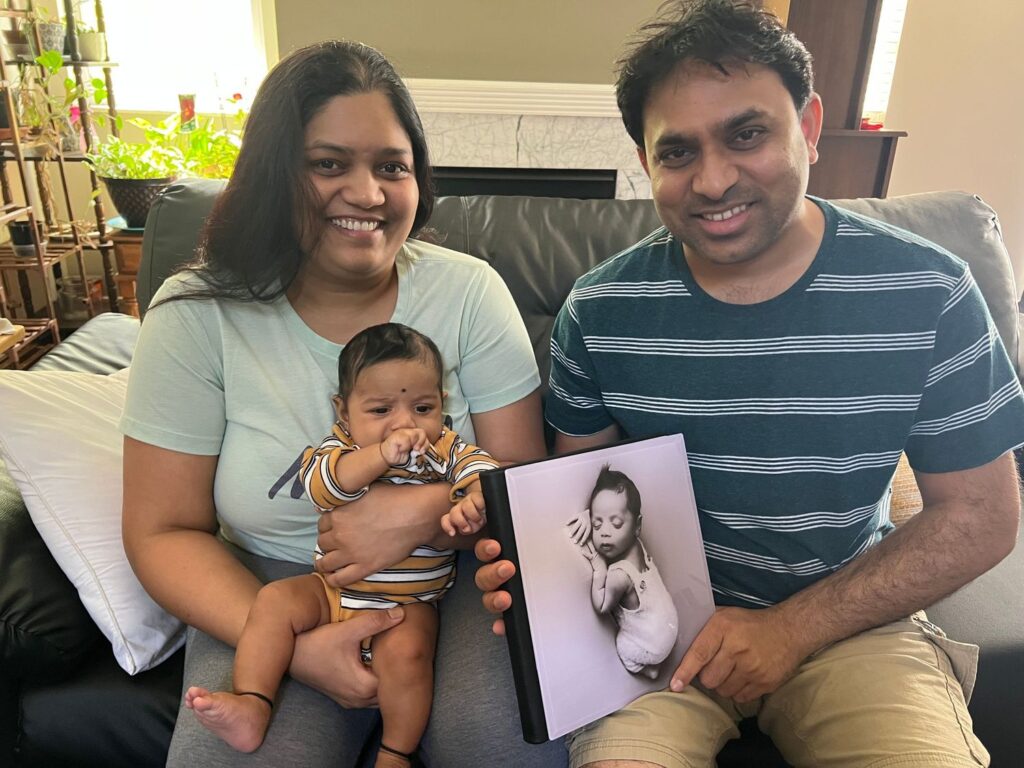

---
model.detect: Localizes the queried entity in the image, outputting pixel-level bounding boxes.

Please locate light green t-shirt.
[121,239,540,563]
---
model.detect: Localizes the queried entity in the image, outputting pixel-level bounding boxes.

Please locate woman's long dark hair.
[161,40,435,305]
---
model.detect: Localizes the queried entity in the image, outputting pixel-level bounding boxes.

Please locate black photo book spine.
[479,467,548,744]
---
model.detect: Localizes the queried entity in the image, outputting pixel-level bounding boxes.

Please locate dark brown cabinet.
[786,0,906,198]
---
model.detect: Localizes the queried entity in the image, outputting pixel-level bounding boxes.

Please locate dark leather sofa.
[2,180,1022,767]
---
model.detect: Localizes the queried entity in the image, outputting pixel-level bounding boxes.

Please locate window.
[71,0,271,113]
[861,0,908,125]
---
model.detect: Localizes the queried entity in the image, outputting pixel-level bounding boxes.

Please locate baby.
[184,323,497,766]
[570,465,678,679]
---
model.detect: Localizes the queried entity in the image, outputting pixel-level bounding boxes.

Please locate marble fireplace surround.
[407,79,652,200]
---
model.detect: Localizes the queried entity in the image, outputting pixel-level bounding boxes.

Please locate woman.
[121,40,564,767]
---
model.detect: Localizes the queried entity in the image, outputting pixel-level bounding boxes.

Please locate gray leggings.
[166,545,568,767]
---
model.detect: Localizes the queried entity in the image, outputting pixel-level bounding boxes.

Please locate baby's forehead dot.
[401,388,407,392]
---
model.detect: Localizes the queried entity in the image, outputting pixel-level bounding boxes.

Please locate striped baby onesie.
[301,423,498,612]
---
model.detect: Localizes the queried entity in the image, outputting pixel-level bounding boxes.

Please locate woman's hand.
[315,482,450,588]
[289,607,406,708]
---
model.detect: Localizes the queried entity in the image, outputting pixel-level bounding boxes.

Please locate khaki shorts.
[568,614,988,768]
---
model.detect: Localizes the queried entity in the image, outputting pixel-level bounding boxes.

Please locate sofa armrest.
[0,465,102,679]
[32,312,139,374]
[1,311,142,678]
[925,515,1024,766]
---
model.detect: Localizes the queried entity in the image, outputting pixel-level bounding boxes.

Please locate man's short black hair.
[616,0,814,148]
[338,323,443,398]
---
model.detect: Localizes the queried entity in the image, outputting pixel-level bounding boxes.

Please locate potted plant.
[74,24,106,61]
[26,9,66,58]
[14,49,106,156]
[8,219,47,259]
[86,134,181,228]
[69,1,107,61]
[86,109,245,228]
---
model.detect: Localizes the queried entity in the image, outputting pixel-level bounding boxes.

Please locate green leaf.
[35,49,63,75]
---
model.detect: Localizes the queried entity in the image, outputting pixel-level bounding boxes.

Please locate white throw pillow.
[0,367,185,674]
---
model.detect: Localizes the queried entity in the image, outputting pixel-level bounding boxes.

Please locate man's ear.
[636,144,652,177]
[800,93,824,165]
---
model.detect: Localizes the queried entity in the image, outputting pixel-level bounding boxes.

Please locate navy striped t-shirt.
[546,198,1024,608]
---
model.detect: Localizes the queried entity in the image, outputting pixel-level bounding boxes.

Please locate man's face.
[638,61,821,269]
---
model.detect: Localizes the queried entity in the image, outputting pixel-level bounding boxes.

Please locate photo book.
[480,433,714,743]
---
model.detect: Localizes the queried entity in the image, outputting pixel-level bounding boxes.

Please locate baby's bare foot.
[185,686,272,753]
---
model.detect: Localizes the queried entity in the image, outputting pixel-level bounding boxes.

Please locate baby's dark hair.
[338,323,443,398]
[588,464,642,517]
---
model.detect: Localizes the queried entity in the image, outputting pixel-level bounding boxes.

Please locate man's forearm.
[775,457,1019,658]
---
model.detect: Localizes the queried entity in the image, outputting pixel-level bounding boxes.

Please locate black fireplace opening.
[432,167,616,200]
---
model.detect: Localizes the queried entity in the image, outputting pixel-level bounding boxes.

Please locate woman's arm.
[123,436,405,708]
[471,389,546,464]
[122,436,259,645]
[315,389,546,587]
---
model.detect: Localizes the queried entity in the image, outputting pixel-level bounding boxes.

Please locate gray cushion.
[138,178,228,317]
[142,185,1023,391]
[833,191,1020,379]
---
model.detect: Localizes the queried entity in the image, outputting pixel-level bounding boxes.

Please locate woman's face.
[300,91,419,284]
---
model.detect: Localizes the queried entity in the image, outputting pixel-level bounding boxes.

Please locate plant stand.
[0,0,125,367]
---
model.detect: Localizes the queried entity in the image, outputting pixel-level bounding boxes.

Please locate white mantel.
[407,79,651,200]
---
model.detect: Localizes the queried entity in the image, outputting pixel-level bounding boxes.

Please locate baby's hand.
[441,491,487,537]
[566,513,593,546]
[379,428,430,466]
[578,540,599,561]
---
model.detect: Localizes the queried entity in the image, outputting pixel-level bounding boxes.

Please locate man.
[476,1,1024,766]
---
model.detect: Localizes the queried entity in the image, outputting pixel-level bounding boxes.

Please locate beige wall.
[275,1,665,83]
[764,0,790,23]
[885,0,1024,284]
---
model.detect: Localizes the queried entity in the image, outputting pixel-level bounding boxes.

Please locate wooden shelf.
[820,129,908,139]
[2,56,117,67]
[787,0,906,198]
[0,317,58,369]
[0,202,32,227]
[0,323,24,355]
[0,241,81,269]
[0,148,89,162]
